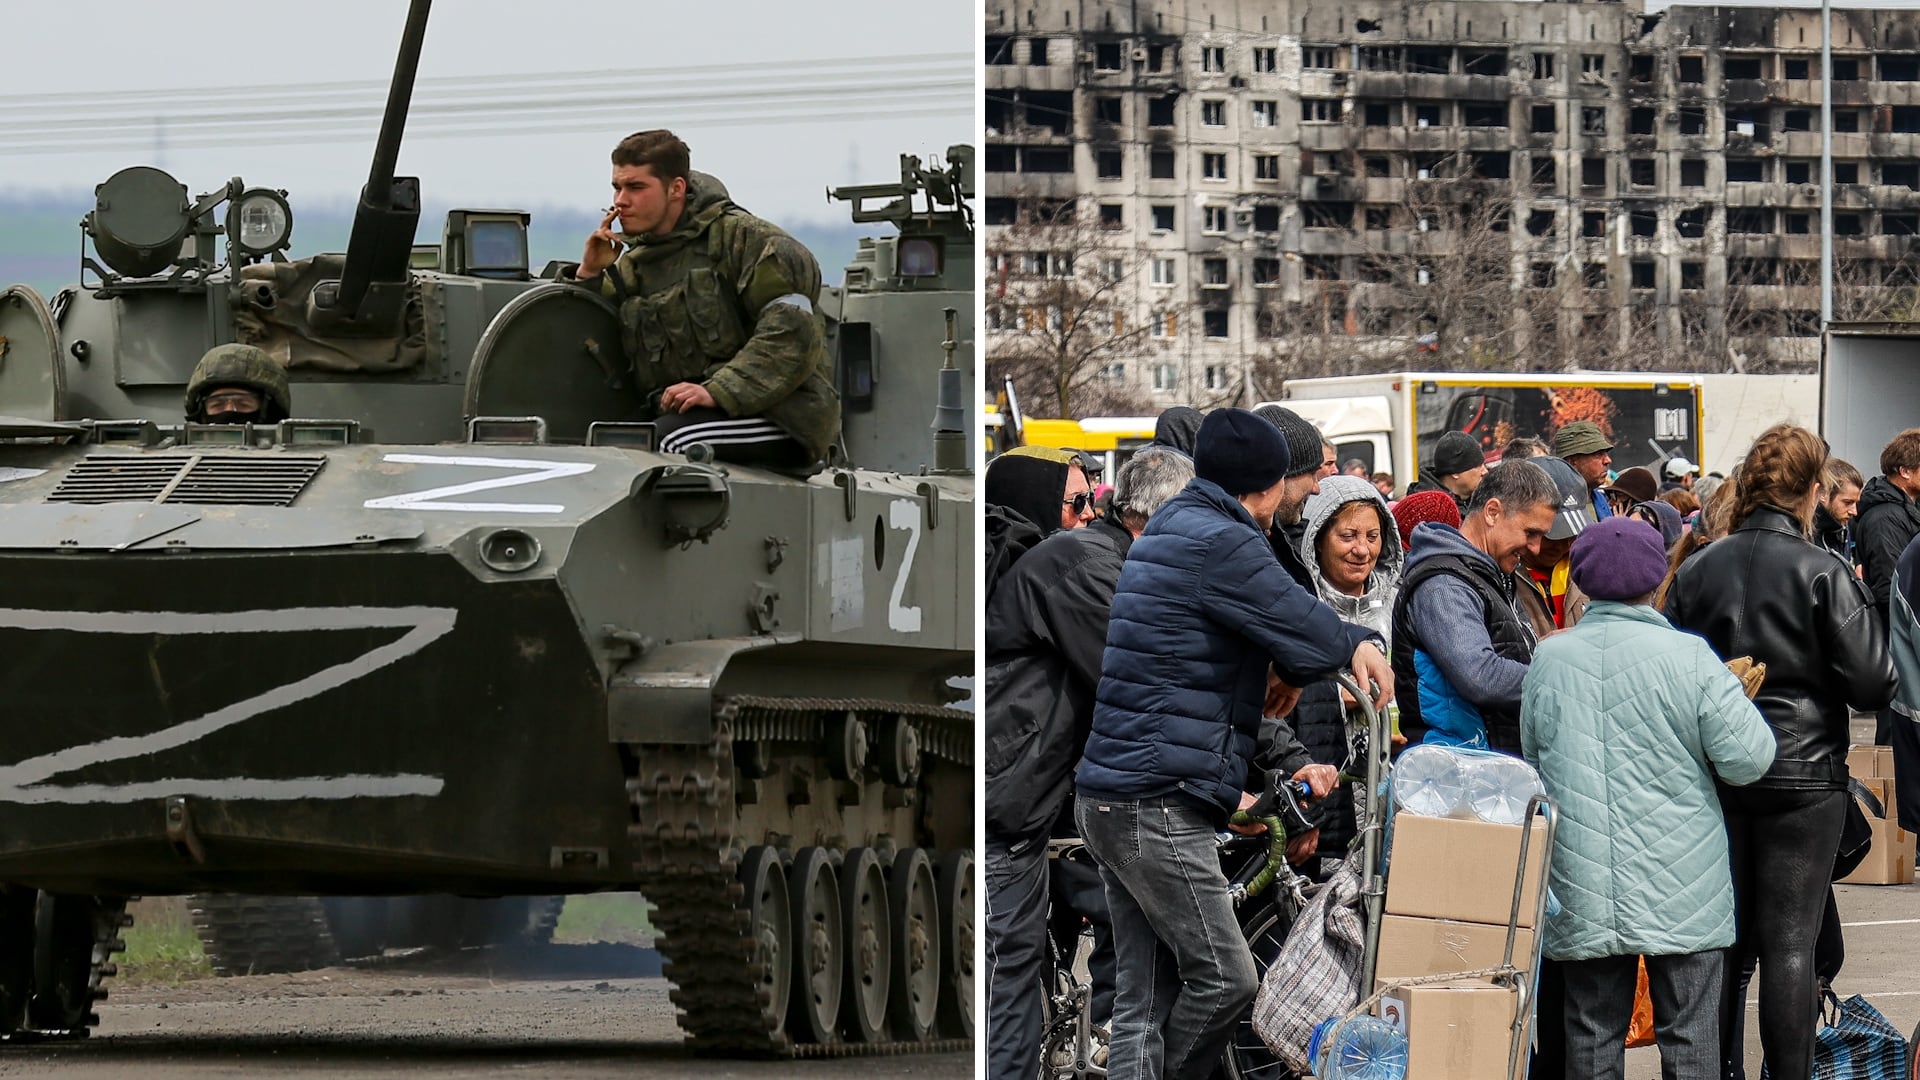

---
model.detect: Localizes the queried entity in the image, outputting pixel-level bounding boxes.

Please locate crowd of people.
[985,406,1920,1080]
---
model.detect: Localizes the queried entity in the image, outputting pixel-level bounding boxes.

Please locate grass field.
[550,893,654,945]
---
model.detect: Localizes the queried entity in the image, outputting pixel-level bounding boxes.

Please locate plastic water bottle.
[1391,744,1468,818]
[1315,1015,1410,1080]
[1466,754,1544,825]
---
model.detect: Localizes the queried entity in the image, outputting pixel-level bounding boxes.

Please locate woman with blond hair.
[1664,425,1897,1078]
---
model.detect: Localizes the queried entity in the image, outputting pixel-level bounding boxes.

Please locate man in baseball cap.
[1518,456,1599,633]
[1661,457,1699,492]
[1554,421,1617,523]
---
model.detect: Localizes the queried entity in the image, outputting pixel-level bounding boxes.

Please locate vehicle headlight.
[230,188,293,256]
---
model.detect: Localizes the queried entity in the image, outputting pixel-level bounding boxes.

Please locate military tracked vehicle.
[0,0,974,1055]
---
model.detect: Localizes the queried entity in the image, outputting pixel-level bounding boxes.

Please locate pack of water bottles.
[1389,744,1543,825]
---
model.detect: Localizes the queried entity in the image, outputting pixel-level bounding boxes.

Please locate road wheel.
[887,847,940,1041]
[934,849,974,1039]
[839,847,890,1043]
[786,847,843,1044]
[738,845,792,1035]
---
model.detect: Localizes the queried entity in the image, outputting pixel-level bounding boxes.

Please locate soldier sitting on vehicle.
[182,344,291,426]
[568,129,838,469]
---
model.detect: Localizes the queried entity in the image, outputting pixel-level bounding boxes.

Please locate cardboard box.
[1375,979,1528,1080]
[1841,777,1916,886]
[1375,915,1537,982]
[1847,745,1895,780]
[1385,813,1548,927]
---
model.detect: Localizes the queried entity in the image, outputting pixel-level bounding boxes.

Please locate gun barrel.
[335,0,431,317]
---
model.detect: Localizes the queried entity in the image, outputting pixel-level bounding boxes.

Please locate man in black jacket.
[984,447,1194,1080]
[1814,458,1864,563]
[1855,429,1920,746]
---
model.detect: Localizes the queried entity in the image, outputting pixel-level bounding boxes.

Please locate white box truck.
[1264,372,1705,495]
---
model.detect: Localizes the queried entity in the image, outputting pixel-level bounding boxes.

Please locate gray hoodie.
[1297,475,1403,648]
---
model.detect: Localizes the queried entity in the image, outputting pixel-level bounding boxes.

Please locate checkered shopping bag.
[1249,847,1366,1073]
[1812,991,1909,1080]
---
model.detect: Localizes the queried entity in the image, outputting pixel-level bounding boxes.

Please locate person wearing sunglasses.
[987,446,1097,536]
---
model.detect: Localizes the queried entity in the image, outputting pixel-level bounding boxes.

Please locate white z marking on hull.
[363,454,595,513]
[0,606,457,804]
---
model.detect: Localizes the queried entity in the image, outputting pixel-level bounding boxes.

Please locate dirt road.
[0,961,973,1079]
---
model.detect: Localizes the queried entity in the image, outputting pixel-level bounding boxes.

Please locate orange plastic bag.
[1627,956,1655,1048]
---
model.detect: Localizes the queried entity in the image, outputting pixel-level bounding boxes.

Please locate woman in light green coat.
[1520,517,1775,1080]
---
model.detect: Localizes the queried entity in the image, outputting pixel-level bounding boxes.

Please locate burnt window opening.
[1365,103,1397,127]
[1884,162,1920,189]
[1531,158,1557,189]
[1151,204,1176,232]
[1835,111,1861,133]
[1582,54,1606,75]
[1680,261,1704,290]
[1783,110,1813,133]
[1582,107,1607,134]
[1631,260,1656,289]
[1680,160,1707,187]
[1630,207,1658,237]
[1462,50,1507,76]
[985,198,1018,225]
[1095,96,1122,123]
[1726,109,1768,140]
[1530,105,1557,133]
[1408,48,1450,74]
[1679,107,1708,136]
[986,36,1014,64]
[1785,213,1811,234]
[1255,309,1285,339]
[1630,158,1656,187]
[1364,206,1394,230]
[1203,309,1229,338]
[1150,149,1176,179]
[1358,46,1402,72]
[1726,158,1765,182]
[1676,207,1708,238]
[1415,103,1445,128]
[1097,149,1123,178]
[1677,55,1704,83]
[1024,91,1073,135]
[1253,205,1281,231]
[1030,38,1051,65]
[1099,203,1124,229]
[1254,257,1284,284]
[1147,45,1167,72]
[1783,58,1810,80]
[1527,209,1557,236]
[1472,152,1511,180]
[1785,161,1812,184]
[1302,98,1341,123]
[1412,153,1448,179]
[1303,255,1345,280]
[1893,107,1920,134]
[1729,209,1771,234]
[1022,147,1072,173]
[1835,162,1860,184]
[1303,201,1356,228]
[1831,58,1859,81]
[1530,262,1557,288]
[1584,263,1607,289]
[1882,56,1920,81]
[1835,213,1864,236]
[1148,95,1177,127]
[1202,257,1229,286]
[1364,157,1390,178]
[1731,257,1779,283]
[985,97,1011,131]
[1465,103,1507,127]
[1725,57,1764,80]
[1630,55,1654,83]
[1360,260,1392,284]
[983,146,1016,172]
[1095,42,1123,70]
[1885,213,1920,236]
[1584,210,1608,237]
[1303,46,1338,69]
[1532,53,1556,80]
[1630,108,1657,136]
[1254,154,1280,180]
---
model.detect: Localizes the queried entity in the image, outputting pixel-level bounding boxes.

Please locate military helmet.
[183,344,291,422]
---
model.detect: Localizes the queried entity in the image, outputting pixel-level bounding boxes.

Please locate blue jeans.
[1076,794,1257,1080]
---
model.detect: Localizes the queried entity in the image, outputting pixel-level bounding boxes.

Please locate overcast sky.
[0,0,974,224]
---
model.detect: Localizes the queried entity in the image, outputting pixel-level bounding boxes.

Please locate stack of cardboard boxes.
[1841,745,1914,886]
[1371,812,1549,1079]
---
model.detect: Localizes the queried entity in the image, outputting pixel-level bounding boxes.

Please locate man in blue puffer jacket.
[1075,407,1395,1080]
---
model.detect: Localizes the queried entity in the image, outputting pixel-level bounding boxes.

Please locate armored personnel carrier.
[0,0,974,1056]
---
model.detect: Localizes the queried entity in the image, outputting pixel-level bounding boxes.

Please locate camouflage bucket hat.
[184,343,291,421]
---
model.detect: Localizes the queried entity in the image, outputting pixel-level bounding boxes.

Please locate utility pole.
[1821,0,1834,328]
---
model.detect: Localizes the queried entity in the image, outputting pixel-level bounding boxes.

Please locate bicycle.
[1041,837,1108,1080]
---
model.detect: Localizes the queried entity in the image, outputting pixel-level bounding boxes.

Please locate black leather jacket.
[1665,505,1897,790]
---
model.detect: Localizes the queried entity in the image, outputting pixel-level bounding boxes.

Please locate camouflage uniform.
[183,344,292,422]
[581,172,839,462]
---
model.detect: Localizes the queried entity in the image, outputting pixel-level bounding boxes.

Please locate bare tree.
[984,196,1170,418]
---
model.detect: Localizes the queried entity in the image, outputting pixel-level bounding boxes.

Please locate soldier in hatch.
[568,129,839,469]
[182,344,291,426]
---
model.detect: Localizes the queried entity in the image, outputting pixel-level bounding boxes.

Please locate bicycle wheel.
[1220,897,1302,1080]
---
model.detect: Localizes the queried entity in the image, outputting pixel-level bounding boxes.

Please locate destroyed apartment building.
[985,0,1920,405]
